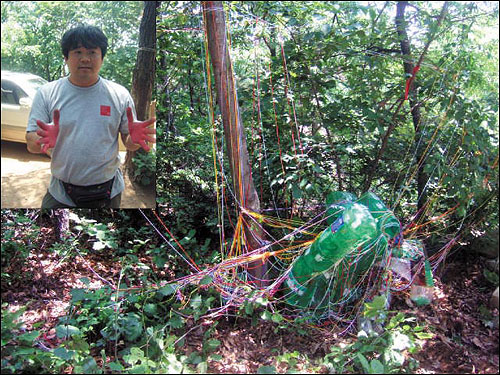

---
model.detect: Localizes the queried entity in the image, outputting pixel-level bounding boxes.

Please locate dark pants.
[41,191,121,209]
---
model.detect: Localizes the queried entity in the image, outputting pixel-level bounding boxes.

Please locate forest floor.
[1,222,499,374]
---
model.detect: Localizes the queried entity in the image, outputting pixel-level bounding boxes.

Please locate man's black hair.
[61,25,108,59]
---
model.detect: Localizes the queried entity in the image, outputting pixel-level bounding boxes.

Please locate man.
[26,25,155,208]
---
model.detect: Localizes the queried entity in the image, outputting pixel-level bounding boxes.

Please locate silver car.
[1,70,48,143]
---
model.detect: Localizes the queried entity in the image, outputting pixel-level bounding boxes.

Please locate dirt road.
[1,140,155,208]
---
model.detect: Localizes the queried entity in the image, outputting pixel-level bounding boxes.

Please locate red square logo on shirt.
[100,105,111,116]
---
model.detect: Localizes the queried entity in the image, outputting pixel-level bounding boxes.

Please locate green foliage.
[51,279,192,373]
[74,217,119,251]
[483,268,499,286]
[122,345,189,374]
[132,150,156,187]
[321,296,431,374]
[478,304,498,329]
[257,364,277,374]
[1,1,143,88]
[156,1,498,237]
[1,303,64,373]
[274,350,306,372]
[1,210,39,286]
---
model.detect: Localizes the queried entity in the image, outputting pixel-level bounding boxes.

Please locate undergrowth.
[0,210,438,374]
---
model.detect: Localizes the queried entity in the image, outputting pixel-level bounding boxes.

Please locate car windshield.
[22,77,47,98]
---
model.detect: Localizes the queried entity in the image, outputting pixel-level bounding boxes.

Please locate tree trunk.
[203,1,267,287]
[362,1,447,195]
[52,209,69,242]
[125,1,159,177]
[395,1,427,214]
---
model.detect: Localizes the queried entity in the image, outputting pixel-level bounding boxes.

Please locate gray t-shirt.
[27,76,135,206]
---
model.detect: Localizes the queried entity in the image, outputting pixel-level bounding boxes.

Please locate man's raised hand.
[126,107,156,152]
[36,109,60,154]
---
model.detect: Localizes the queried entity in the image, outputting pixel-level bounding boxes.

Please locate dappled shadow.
[1,168,50,208]
[1,248,119,341]
[120,173,156,208]
[1,140,52,208]
[1,140,50,163]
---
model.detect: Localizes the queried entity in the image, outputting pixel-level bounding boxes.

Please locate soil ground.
[1,140,155,208]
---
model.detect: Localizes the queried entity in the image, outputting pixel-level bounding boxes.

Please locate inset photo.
[1,1,157,208]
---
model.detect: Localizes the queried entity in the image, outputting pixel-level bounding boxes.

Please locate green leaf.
[153,255,167,268]
[108,362,124,371]
[56,324,81,338]
[210,354,223,361]
[200,275,213,285]
[205,338,221,351]
[158,284,176,296]
[357,353,370,373]
[414,332,434,340]
[484,269,499,285]
[190,294,203,309]
[53,347,75,361]
[185,229,196,240]
[363,295,387,319]
[245,301,254,315]
[257,365,277,374]
[168,315,184,329]
[124,347,144,365]
[12,347,36,355]
[79,277,91,286]
[70,288,87,302]
[271,313,284,324]
[123,313,143,341]
[75,356,99,374]
[370,359,385,374]
[261,310,272,320]
[17,330,40,344]
[255,297,268,306]
[143,303,158,317]
[369,295,386,310]
[388,312,405,328]
[188,352,203,365]
[197,361,208,373]
[292,184,303,199]
[128,364,151,374]
[385,348,405,367]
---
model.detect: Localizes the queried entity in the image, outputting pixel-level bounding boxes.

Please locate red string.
[404,65,421,100]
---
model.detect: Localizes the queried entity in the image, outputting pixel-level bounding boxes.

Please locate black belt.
[62,177,115,208]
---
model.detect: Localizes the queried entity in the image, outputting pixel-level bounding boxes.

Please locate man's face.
[64,45,103,87]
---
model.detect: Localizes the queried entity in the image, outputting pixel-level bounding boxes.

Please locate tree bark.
[203,1,267,287]
[395,1,428,214]
[125,1,159,177]
[52,209,69,242]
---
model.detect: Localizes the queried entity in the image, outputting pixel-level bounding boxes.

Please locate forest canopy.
[156,1,498,243]
[1,1,143,88]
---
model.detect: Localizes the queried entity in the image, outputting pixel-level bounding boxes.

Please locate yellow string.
[394,73,459,227]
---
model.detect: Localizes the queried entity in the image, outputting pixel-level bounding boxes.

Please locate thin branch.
[363,1,449,193]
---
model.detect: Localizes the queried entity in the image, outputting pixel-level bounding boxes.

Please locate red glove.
[36,109,60,154]
[126,107,156,152]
